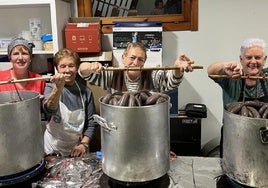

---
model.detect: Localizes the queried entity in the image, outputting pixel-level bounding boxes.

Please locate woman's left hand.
[173,54,194,78]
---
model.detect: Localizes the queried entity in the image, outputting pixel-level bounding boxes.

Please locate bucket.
[0,91,44,176]
[94,94,170,182]
[222,108,268,187]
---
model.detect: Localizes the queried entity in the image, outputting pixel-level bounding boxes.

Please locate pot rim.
[99,93,170,109]
[0,91,40,106]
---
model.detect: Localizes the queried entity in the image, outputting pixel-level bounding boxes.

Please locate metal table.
[33,155,224,188]
[168,156,222,188]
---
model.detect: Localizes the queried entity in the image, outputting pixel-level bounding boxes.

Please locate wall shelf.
[0,0,71,73]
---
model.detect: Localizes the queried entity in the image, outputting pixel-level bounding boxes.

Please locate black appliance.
[170,116,201,156]
[99,173,171,188]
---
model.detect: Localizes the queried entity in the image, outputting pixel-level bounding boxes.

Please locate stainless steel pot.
[222,108,268,187]
[0,91,44,177]
[94,95,170,182]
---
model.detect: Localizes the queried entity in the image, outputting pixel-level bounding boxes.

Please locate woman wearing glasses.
[79,42,194,93]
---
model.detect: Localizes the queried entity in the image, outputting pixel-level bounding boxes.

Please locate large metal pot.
[94,95,170,182]
[222,108,268,187]
[0,91,44,177]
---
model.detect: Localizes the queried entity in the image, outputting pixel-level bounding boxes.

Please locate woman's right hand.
[79,61,103,76]
[50,73,66,89]
[90,61,103,73]
[224,61,242,79]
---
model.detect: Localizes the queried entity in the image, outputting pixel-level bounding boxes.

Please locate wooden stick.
[209,74,268,79]
[102,65,203,71]
[0,75,51,85]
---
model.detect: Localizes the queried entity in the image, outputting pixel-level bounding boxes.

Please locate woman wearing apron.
[43,48,98,158]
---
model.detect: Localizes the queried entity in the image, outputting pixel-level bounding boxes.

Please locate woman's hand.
[79,61,103,77]
[70,143,88,157]
[46,73,69,110]
[224,61,242,79]
[90,61,103,73]
[50,73,67,89]
[173,53,194,78]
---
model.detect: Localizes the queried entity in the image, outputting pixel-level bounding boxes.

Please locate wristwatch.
[80,142,89,149]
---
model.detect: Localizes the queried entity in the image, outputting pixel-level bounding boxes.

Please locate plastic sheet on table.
[32,152,103,188]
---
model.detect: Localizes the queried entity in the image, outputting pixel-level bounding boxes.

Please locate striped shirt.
[79,69,183,93]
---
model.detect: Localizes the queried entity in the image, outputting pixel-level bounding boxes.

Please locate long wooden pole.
[209,74,268,79]
[0,76,51,85]
[0,66,203,85]
[102,65,203,71]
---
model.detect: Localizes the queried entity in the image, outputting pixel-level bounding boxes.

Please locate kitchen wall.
[100,0,268,148]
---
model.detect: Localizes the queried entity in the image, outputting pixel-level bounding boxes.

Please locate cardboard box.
[87,83,107,115]
[80,51,112,62]
[65,23,101,53]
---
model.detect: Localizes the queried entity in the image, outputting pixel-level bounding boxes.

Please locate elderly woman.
[79,42,194,160]
[43,48,98,158]
[208,38,268,105]
[207,38,268,158]
[79,42,194,93]
[0,37,45,94]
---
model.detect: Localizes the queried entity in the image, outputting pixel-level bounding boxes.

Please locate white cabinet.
[0,0,71,73]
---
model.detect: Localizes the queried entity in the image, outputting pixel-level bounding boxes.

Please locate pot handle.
[259,127,268,144]
[93,114,117,132]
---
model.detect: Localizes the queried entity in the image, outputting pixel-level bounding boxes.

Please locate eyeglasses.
[244,55,265,60]
[127,56,145,63]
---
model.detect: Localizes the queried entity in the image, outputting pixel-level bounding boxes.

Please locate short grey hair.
[240,38,266,56]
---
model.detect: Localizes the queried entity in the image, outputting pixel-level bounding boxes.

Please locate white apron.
[44,82,85,156]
